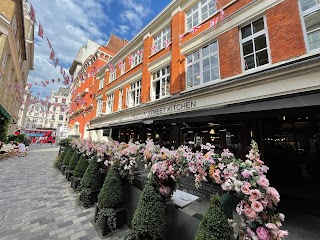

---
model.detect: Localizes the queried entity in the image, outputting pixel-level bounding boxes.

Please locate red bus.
[15,129,56,144]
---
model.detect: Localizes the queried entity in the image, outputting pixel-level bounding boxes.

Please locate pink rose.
[251,201,264,212]
[265,223,278,231]
[257,177,270,189]
[277,230,289,238]
[241,184,251,195]
[249,189,262,202]
[159,185,171,197]
[266,187,280,203]
[244,207,258,221]
[278,213,285,221]
[256,227,270,240]
[241,169,252,178]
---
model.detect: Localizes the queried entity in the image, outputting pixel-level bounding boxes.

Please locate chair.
[18,151,27,157]
[0,153,9,160]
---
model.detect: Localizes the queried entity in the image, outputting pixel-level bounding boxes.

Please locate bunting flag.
[128,55,133,66]
[47,37,52,49]
[179,34,184,42]
[34,82,38,86]
[38,23,44,38]
[41,81,46,87]
[151,44,157,54]
[136,49,143,55]
[109,63,115,73]
[210,18,219,28]
[164,40,171,49]
[49,49,55,60]
[45,80,49,84]
[29,3,36,22]
[51,79,55,83]
[60,66,63,74]
[54,58,59,67]
[118,59,124,68]
[63,70,66,77]
[220,8,226,20]
[192,25,201,34]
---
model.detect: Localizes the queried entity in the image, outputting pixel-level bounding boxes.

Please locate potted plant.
[54,147,68,169]
[130,178,167,240]
[95,164,126,236]
[66,151,79,181]
[79,155,104,208]
[195,194,234,240]
[71,154,89,190]
[60,147,73,174]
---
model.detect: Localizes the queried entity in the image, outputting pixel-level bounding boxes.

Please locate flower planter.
[71,177,81,191]
[94,204,127,237]
[65,170,73,181]
[79,189,100,208]
[60,164,67,174]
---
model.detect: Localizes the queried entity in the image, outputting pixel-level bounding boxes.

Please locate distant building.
[0,0,35,138]
[24,96,48,129]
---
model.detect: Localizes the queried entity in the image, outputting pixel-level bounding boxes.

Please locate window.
[128,80,141,107]
[96,98,103,116]
[109,71,116,83]
[99,77,105,90]
[240,17,270,71]
[300,0,320,51]
[121,62,126,75]
[50,123,54,128]
[118,89,123,111]
[2,52,8,69]
[186,0,217,31]
[132,49,143,68]
[106,93,114,113]
[7,70,12,81]
[0,73,2,83]
[186,41,219,88]
[51,115,55,120]
[59,115,63,121]
[26,124,29,128]
[153,26,171,52]
[151,66,170,100]
[34,113,39,117]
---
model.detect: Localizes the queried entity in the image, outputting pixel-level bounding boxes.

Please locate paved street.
[0,145,126,240]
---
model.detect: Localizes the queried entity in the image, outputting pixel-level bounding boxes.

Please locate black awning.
[87,119,142,131]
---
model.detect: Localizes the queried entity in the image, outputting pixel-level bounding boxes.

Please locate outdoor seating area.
[0,142,28,159]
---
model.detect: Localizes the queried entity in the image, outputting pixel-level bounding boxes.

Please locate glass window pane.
[187,54,193,64]
[253,18,264,33]
[308,29,320,50]
[202,45,210,56]
[304,10,320,32]
[194,62,200,74]
[187,66,193,76]
[187,76,193,88]
[254,35,267,51]
[194,75,200,86]
[194,51,200,61]
[211,67,219,80]
[300,0,318,11]
[211,55,218,67]
[244,55,255,70]
[203,70,210,83]
[210,42,217,53]
[243,40,253,56]
[256,49,269,66]
[203,58,210,71]
[241,24,252,39]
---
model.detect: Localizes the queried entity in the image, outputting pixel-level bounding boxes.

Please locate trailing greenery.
[59,138,71,147]
[98,164,124,209]
[80,155,102,191]
[95,208,116,231]
[68,151,80,170]
[63,148,74,166]
[0,119,9,141]
[131,179,167,240]
[195,194,234,240]
[73,155,89,178]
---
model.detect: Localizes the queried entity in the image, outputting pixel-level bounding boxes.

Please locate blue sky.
[28,0,172,98]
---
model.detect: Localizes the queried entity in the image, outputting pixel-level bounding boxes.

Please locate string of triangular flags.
[28,1,71,87]
[103,1,226,74]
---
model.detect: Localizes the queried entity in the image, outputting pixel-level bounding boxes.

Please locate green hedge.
[63,148,74,166]
[131,179,167,240]
[80,155,102,191]
[195,194,234,240]
[68,151,80,170]
[73,155,89,178]
[98,164,124,208]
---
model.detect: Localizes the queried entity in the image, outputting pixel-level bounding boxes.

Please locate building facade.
[88,0,320,230]
[24,95,48,129]
[68,36,128,138]
[0,0,34,138]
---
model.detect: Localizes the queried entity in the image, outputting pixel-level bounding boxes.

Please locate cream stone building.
[0,0,34,138]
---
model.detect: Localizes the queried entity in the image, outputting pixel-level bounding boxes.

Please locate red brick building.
[88,1,320,233]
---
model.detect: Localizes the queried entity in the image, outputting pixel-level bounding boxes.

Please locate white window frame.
[96,97,104,117]
[153,26,171,52]
[128,80,141,107]
[186,0,217,32]
[99,77,105,90]
[121,62,126,75]
[131,49,143,68]
[151,66,170,101]
[186,41,220,89]
[299,0,320,51]
[106,93,114,114]
[118,89,123,111]
[2,52,8,69]
[109,71,116,83]
[239,16,271,71]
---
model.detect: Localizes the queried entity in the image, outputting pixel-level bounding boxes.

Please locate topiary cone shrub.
[68,151,80,171]
[73,155,89,178]
[131,178,167,240]
[54,147,68,168]
[98,164,124,209]
[195,194,234,240]
[80,155,103,191]
[63,148,74,166]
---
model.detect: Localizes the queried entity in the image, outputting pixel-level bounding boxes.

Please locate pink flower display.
[256,227,270,240]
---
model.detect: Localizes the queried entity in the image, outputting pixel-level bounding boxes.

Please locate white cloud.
[117,25,130,35]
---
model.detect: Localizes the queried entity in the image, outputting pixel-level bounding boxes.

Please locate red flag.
[54,58,59,67]
[164,40,171,49]
[45,80,49,84]
[179,34,184,42]
[47,37,52,49]
[63,70,66,77]
[136,49,143,55]
[38,23,44,38]
[51,79,55,83]
[50,49,55,60]
[128,55,133,65]
[192,25,201,34]
[220,8,226,20]
[210,18,219,28]
[30,3,36,22]
[151,44,157,54]
[109,63,114,73]
[34,82,38,86]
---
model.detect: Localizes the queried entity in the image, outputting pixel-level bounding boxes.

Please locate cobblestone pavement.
[0,145,127,240]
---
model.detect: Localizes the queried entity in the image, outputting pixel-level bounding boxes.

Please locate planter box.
[65,170,73,181]
[80,189,100,208]
[94,204,127,237]
[71,177,81,191]
[60,164,66,174]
